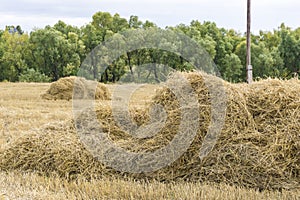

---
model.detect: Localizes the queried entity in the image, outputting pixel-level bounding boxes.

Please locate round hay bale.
[41,76,110,101]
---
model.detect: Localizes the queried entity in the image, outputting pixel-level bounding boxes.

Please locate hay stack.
[41,76,110,100]
[1,72,299,190]
[0,121,109,179]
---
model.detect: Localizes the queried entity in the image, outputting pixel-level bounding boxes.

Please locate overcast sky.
[1,0,299,33]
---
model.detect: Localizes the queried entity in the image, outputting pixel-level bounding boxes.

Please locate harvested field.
[1,171,299,200]
[0,72,299,198]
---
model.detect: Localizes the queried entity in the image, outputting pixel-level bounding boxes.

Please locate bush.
[19,68,51,82]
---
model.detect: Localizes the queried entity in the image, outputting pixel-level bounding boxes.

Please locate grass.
[0,82,299,199]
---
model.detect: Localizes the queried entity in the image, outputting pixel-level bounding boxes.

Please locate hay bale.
[247,78,300,132]
[0,121,109,179]
[41,76,110,100]
[1,72,299,190]
[90,72,299,190]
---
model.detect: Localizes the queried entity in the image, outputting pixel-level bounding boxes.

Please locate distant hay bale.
[41,76,110,101]
[1,72,299,190]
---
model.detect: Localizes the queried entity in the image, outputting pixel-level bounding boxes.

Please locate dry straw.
[41,76,110,100]
[0,72,299,190]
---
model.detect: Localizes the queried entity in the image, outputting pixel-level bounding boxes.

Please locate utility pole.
[246,0,253,84]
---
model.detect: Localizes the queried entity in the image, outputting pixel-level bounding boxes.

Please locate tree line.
[0,11,299,83]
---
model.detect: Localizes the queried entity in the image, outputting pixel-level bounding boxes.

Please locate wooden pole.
[246,0,253,84]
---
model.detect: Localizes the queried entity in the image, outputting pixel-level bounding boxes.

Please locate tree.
[142,20,157,29]
[278,26,300,77]
[81,12,130,80]
[0,30,29,81]
[91,12,114,42]
[53,20,80,36]
[19,68,51,82]
[1,11,299,83]
[111,13,129,33]
[129,15,142,29]
[235,40,278,80]
[174,22,217,60]
[259,30,281,50]
[29,27,83,81]
[223,53,243,82]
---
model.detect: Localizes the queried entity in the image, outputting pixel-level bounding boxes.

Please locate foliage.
[19,68,51,82]
[0,30,29,81]
[29,26,83,81]
[0,13,299,82]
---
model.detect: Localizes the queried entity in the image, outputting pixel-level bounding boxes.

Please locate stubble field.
[0,82,299,200]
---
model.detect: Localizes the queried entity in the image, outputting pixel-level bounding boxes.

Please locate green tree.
[111,13,129,33]
[278,26,300,77]
[53,20,81,36]
[142,20,157,29]
[173,22,217,60]
[19,68,51,82]
[222,53,243,82]
[29,27,82,80]
[0,30,29,81]
[129,15,142,29]
[1,11,297,83]
[235,40,277,80]
[81,12,130,79]
[91,12,114,42]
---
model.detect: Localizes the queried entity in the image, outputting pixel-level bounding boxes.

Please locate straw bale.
[0,121,113,179]
[41,76,110,100]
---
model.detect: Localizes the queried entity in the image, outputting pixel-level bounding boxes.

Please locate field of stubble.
[0,82,299,200]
